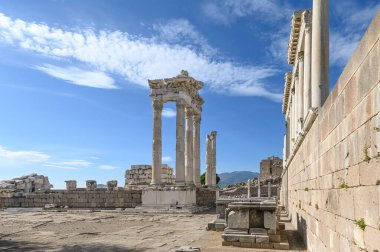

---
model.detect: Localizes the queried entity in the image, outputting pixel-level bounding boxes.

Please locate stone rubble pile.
[0,173,52,193]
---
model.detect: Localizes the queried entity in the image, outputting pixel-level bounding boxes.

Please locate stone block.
[269,234,281,243]
[221,241,231,246]
[232,242,241,247]
[221,234,239,242]
[249,228,267,235]
[228,210,249,229]
[264,211,276,230]
[261,243,274,249]
[240,242,252,248]
[354,186,379,228]
[224,228,248,235]
[175,246,200,252]
[364,225,380,251]
[256,235,269,243]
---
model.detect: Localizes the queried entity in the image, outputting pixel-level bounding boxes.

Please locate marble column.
[268,182,272,198]
[193,113,201,187]
[185,107,194,186]
[211,131,217,187]
[311,0,329,108]
[258,178,261,197]
[294,76,299,135]
[205,134,212,186]
[298,52,304,131]
[303,11,312,118]
[247,179,251,198]
[151,99,163,185]
[175,101,186,186]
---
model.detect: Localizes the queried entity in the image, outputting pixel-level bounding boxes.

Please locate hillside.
[218,171,259,188]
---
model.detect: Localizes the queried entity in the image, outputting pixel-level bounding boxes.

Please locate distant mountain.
[218,171,259,188]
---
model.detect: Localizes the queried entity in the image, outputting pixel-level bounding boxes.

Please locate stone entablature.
[125,164,175,186]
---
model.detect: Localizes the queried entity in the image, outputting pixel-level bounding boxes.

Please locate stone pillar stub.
[311,0,329,108]
[151,99,163,185]
[185,107,194,186]
[193,113,201,187]
[175,101,186,186]
[65,180,77,191]
[258,178,261,197]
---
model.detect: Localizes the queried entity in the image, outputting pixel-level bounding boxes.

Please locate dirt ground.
[0,209,307,252]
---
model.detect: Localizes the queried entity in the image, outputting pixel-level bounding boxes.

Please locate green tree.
[200,172,220,185]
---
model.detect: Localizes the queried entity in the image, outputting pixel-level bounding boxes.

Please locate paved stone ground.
[0,209,307,251]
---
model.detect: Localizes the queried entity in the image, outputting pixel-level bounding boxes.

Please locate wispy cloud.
[0,12,281,101]
[47,160,92,167]
[330,2,379,67]
[0,145,50,162]
[162,156,172,162]
[43,163,79,170]
[98,165,119,170]
[202,0,291,25]
[35,64,117,89]
[162,108,176,118]
[152,19,217,56]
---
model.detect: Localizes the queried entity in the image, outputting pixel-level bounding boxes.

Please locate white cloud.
[35,64,117,89]
[98,165,119,170]
[49,160,92,167]
[162,156,172,162]
[152,19,217,56]
[0,145,50,162]
[43,163,79,170]
[330,2,379,67]
[162,108,176,118]
[202,0,291,25]
[0,12,281,101]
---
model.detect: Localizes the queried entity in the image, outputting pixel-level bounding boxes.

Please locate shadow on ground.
[0,239,148,252]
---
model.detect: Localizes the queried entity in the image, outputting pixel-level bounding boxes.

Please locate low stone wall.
[196,188,216,207]
[0,189,142,209]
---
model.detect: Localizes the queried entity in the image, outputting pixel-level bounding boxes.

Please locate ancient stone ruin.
[124,164,175,187]
[0,173,52,196]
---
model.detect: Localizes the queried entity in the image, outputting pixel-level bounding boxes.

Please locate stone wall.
[196,188,216,207]
[281,13,380,252]
[125,164,175,186]
[0,189,142,209]
[260,156,283,179]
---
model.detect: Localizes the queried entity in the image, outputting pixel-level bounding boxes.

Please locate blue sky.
[0,0,378,188]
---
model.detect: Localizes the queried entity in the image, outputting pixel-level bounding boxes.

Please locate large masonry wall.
[0,189,142,209]
[281,12,380,252]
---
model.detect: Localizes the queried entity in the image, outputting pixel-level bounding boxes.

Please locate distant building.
[260,156,283,179]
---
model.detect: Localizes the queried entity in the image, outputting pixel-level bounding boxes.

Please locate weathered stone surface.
[264,211,276,230]
[175,246,200,252]
[224,228,248,235]
[249,228,267,235]
[227,210,249,229]
[86,180,97,190]
[256,235,269,243]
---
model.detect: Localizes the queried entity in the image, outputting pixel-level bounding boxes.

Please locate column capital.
[152,99,163,111]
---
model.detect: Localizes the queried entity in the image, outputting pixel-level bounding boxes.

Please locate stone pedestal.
[107,180,118,191]
[86,180,97,190]
[65,180,77,191]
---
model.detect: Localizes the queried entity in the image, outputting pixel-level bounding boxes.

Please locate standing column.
[303,11,312,118]
[294,76,299,135]
[258,178,261,197]
[211,131,217,187]
[298,52,304,131]
[193,113,201,187]
[205,135,212,186]
[175,101,186,186]
[185,107,194,186]
[268,182,272,198]
[151,99,163,185]
[311,0,329,108]
[247,179,251,198]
